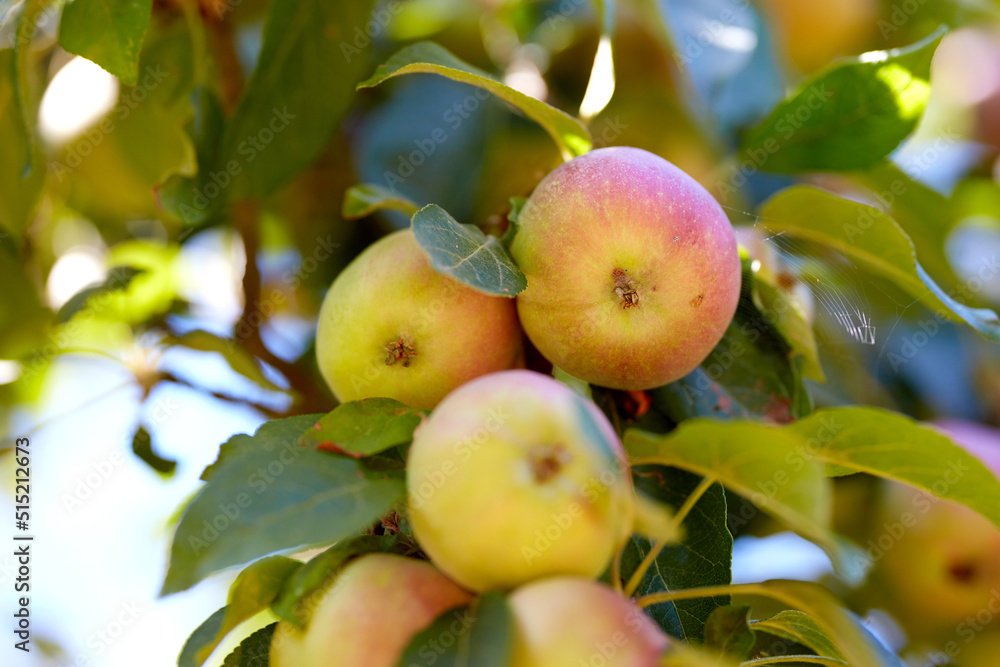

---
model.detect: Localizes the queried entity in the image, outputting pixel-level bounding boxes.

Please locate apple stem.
[622,475,716,597]
[611,543,625,595]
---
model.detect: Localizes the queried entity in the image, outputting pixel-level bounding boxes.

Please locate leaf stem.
[623,475,715,597]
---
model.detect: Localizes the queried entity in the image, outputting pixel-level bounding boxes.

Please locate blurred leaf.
[0,49,44,242]
[173,330,282,393]
[56,266,145,324]
[162,416,405,594]
[759,186,1000,342]
[654,0,785,138]
[660,645,740,667]
[178,556,298,667]
[0,236,49,359]
[220,623,276,667]
[58,0,152,84]
[271,535,399,627]
[621,466,731,642]
[358,41,592,159]
[131,425,177,476]
[163,0,375,217]
[342,183,419,219]
[578,0,616,121]
[411,204,527,297]
[395,593,513,667]
[625,425,857,578]
[749,581,901,667]
[741,28,945,172]
[219,0,374,199]
[789,407,1000,529]
[298,398,428,458]
[751,610,847,663]
[551,366,593,400]
[704,605,755,660]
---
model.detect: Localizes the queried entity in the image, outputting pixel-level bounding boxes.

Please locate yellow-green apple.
[509,577,669,666]
[509,147,741,390]
[407,370,634,591]
[269,553,471,666]
[315,229,523,409]
[867,421,1000,638]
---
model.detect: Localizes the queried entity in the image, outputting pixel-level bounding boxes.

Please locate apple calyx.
[384,338,418,367]
[612,268,639,309]
[528,444,572,482]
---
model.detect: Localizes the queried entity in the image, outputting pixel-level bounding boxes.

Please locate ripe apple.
[315,229,523,409]
[508,147,741,390]
[407,370,635,591]
[269,553,472,667]
[868,421,1000,638]
[509,577,669,666]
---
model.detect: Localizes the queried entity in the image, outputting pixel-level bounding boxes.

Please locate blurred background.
[2,0,1000,664]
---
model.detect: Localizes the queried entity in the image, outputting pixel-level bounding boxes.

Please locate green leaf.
[411,204,527,297]
[624,425,856,578]
[217,0,375,199]
[58,0,153,84]
[298,399,428,458]
[751,610,847,663]
[758,185,1000,342]
[342,183,419,219]
[741,27,945,172]
[131,425,177,476]
[621,466,731,642]
[172,330,282,393]
[271,535,399,627]
[220,622,276,667]
[394,593,514,667]
[850,161,960,288]
[551,366,593,400]
[751,580,900,667]
[56,266,146,324]
[0,48,44,243]
[161,417,405,595]
[358,41,592,159]
[178,607,229,667]
[789,407,1000,529]
[650,288,812,423]
[179,556,299,667]
[704,605,756,661]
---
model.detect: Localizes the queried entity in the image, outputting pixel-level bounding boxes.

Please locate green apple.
[407,370,635,592]
[315,229,523,409]
[269,553,472,667]
[509,577,669,666]
[509,147,741,390]
[870,420,1000,638]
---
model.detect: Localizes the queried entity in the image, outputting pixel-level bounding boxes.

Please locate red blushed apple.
[315,229,524,409]
[509,147,741,390]
[509,577,669,666]
[269,554,472,667]
[407,370,635,592]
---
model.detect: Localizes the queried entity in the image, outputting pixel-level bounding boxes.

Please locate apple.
[757,0,878,73]
[269,553,472,667]
[508,147,741,390]
[509,577,669,666]
[868,421,1000,638]
[315,229,523,409]
[407,369,635,591]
